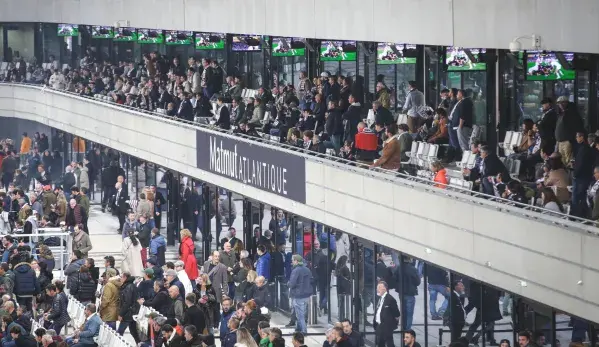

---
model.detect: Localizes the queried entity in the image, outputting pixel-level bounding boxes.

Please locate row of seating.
[415,169,474,191]
[500,130,523,156]
[65,294,133,347]
[405,141,440,168]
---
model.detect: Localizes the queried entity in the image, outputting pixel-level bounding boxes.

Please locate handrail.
[2,82,598,235]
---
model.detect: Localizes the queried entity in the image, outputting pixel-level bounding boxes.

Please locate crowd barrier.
[8,229,72,279]
[135,304,165,337]
[65,294,134,347]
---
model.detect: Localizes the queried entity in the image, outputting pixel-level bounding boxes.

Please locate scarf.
[75,230,85,242]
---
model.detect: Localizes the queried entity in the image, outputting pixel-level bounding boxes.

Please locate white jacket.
[121,237,143,277]
[177,269,193,295]
[49,73,65,90]
[0,211,10,234]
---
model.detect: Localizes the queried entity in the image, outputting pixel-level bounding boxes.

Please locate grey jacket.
[403,89,425,118]
[249,104,265,125]
[202,262,229,302]
[78,167,90,189]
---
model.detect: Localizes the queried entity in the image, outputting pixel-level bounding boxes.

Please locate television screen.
[377,43,417,64]
[320,41,357,61]
[58,24,79,37]
[91,26,114,39]
[526,51,575,81]
[231,35,262,51]
[138,29,164,44]
[195,33,225,50]
[165,30,193,45]
[113,27,137,42]
[446,47,486,71]
[272,37,306,57]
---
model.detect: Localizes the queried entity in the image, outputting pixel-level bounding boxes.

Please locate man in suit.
[537,98,558,150]
[177,92,194,122]
[71,303,101,347]
[464,283,502,345]
[478,145,510,196]
[447,280,466,343]
[373,281,400,347]
[114,182,129,233]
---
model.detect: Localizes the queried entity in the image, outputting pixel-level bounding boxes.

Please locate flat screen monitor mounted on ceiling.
[58,24,79,37]
[272,37,306,57]
[231,35,262,52]
[525,51,575,81]
[445,47,486,71]
[195,33,225,50]
[320,40,357,62]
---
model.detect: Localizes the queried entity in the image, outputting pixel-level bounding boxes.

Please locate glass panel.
[249,53,264,89]
[463,71,488,126]
[359,242,376,341]
[333,230,352,323]
[397,63,417,110]
[447,72,462,89]
[576,71,590,124]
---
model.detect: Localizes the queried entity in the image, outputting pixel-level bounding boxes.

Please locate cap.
[557,96,569,103]
[146,312,160,319]
[540,97,553,105]
[320,72,329,78]
[165,269,177,277]
[143,268,154,276]
[174,260,184,268]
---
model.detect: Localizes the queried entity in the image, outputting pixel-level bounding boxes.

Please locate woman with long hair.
[195,273,219,333]
[234,258,253,304]
[121,229,143,277]
[179,229,198,280]
[541,187,565,213]
[235,328,258,347]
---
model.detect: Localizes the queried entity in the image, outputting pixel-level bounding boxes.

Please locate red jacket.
[354,128,378,151]
[179,236,198,280]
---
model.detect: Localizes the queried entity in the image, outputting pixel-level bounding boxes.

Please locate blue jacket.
[222,330,237,347]
[79,313,102,345]
[256,253,271,281]
[150,235,166,255]
[13,262,40,296]
[288,263,312,299]
[219,309,234,341]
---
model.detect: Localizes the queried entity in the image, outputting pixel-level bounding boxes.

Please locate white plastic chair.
[458,151,471,169]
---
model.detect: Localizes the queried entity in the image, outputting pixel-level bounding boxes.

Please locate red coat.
[180,236,198,280]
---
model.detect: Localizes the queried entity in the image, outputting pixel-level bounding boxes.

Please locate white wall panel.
[2,84,599,323]
[453,0,599,53]
[2,0,599,53]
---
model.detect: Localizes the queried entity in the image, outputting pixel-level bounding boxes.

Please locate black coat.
[447,290,466,325]
[119,276,139,321]
[177,99,194,122]
[146,289,171,316]
[252,285,271,308]
[375,107,394,126]
[325,109,344,136]
[537,108,558,146]
[71,272,97,302]
[216,106,231,130]
[573,143,594,181]
[183,304,206,334]
[343,105,362,143]
[480,153,510,179]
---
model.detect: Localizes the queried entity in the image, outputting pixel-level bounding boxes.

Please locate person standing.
[179,229,198,281]
[373,281,400,347]
[395,258,420,330]
[121,230,143,277]
[447,280,466,343]
[114,182,129,234]
[117,272,141,344]
[99,268,119,330]
[44,282,69,335]
[183,293,206,335]
[288,255,312,334]
[403,81,425,133]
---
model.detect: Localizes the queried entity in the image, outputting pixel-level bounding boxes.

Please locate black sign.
[196,131,306,203]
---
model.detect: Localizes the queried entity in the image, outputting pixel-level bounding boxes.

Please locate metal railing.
[65,293,133,347]
[2,82,598,236]
[8,229,72,278]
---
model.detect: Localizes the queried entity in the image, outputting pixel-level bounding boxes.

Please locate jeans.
[50,322,65,335]
[117,320,140,343]
[331,135,342,153]
[428,284,449,316]
[292,297,308,333]
[458,126,473,151]
[403,295,416,330]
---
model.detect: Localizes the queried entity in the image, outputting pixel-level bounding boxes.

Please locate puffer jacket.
[256,253,271,281]
[100,278,120,322]
[65,259,85,291]
[78,167,90,189]
[48,291,69,326]
[13,262,40,296]
[72,272,97,302]
[119,276,139,321]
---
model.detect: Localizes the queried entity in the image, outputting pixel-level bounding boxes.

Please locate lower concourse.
[2,122,595,347]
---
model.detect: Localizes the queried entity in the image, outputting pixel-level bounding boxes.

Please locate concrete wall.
[1,0,598,53]
[1,84,599,323]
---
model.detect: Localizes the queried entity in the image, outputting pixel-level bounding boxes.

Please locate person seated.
[587,166,599,220]
[430,161,448,189]
[427,108,449,145]
[397,124,413,162]
[510,119,535,160]
[542,157,571,204]
[339,141,355,162]
[541,187,565,214]
[502,180,528,205]
[462,140,482,182]
[354,122,379,163]
[373,122,386,151]
[477,145,511,196]
[305,133,326,154]
[371,124,402,170]
[287,129,304,148]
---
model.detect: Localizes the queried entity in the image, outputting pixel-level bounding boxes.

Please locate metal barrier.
[66,294,133,347]
[8,229,72,279]
[135,303,165,337]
